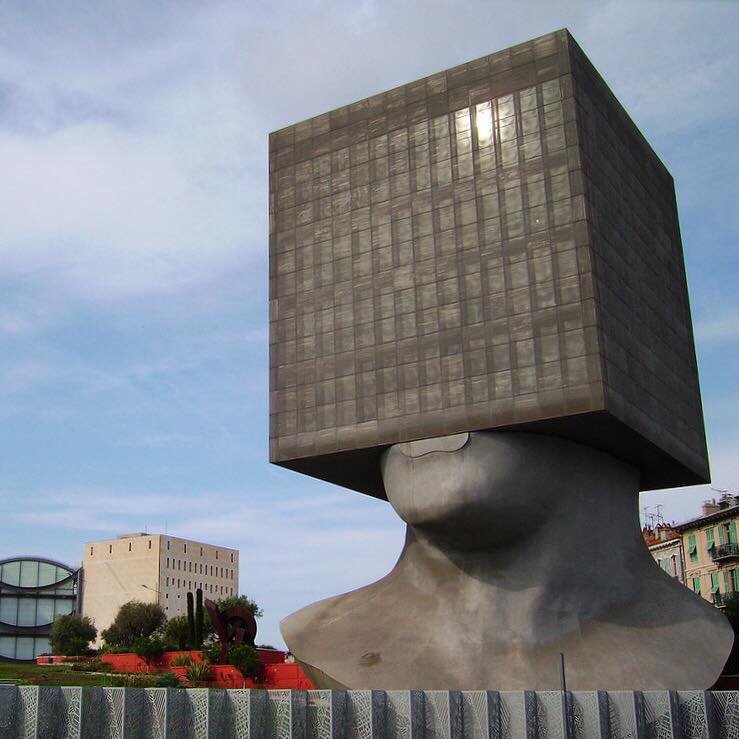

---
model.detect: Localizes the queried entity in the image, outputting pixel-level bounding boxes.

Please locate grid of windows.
[268,29,707,497]
[269,34,599,473]
[0,558,78,661]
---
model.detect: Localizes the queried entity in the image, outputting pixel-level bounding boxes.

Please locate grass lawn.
[0,661,120,687]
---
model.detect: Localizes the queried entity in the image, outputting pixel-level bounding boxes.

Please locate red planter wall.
[37,648,314,689]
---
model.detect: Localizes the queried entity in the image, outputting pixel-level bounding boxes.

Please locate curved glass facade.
[0,557,79,660]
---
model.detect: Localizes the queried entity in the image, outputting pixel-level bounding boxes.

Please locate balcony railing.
[713,592,725,607]
[712,543,739,561]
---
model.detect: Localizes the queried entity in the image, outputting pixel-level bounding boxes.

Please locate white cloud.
[1,0,736,302]
[695,314,739,347]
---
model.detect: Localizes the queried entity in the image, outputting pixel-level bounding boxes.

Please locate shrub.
[111,672,182,688]
[203,642,223,664]
[171,654,193,667]
[163,615,191,651]
[227,645,260,677]
[62,637,90,657]
[185,661,212,686]
[97,644,131,654]
[133,636,166,664]
[50,613,97,655]
[101,601,166,648]
[69,658,117,673]
[155,671,183,688]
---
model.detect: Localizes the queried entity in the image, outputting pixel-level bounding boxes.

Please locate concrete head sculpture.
[269,29,729,688]
[282,431,731,689]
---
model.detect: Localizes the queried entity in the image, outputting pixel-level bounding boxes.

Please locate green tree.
[722,593,739,674]
[163,615,191,650]
[49,613,97,655]
[101,601,166,648]
[195,588,204,648]
[187,591,195,647]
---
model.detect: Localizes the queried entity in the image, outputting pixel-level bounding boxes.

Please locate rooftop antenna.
[642,505,657,528]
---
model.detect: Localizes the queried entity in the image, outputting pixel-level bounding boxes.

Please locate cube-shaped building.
[268,29,709,498]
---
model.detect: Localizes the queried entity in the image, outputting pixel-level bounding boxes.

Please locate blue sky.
[1,0,737,648]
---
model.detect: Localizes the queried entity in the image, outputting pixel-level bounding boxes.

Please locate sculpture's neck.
[393,489,655,642]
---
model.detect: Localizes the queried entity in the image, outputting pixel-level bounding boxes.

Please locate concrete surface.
[282,431,732,690]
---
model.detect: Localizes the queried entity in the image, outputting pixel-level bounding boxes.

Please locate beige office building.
[81,533,239,640]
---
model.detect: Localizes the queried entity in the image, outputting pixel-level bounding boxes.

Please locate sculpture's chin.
[381,431,561,540]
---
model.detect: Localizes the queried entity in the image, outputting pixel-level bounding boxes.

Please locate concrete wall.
[0,685,736,737]
[81,534,160,643]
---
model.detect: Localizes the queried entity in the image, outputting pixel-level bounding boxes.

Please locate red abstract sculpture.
[204,598,257,663]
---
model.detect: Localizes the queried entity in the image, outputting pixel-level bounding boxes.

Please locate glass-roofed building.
[0,557,80,661]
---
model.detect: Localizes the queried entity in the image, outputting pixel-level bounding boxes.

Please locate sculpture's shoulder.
[281,576,387,647]
[280,574,406,688]
[576,574,735,689]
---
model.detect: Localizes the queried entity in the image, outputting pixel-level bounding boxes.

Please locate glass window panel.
[499,120,517,142]
[34,638,51,658]
[17,598,37,627]
[55,578,75,593]
[519,86,538,112]
[1,560,21,586]
[35,598,55,626]
[497,95,515,119]
[0,636,15,659]
[15,637,34,661]
[0,596,18,625]
[37,562,58,587]
[20,560,39,587]
[475,102,494,149]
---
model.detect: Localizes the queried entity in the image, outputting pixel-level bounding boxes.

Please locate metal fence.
[1,685,738,737]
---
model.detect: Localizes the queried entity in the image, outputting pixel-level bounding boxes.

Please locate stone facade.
[81,533,239,641]
[268,29,708,497]
[647,535,684,585]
